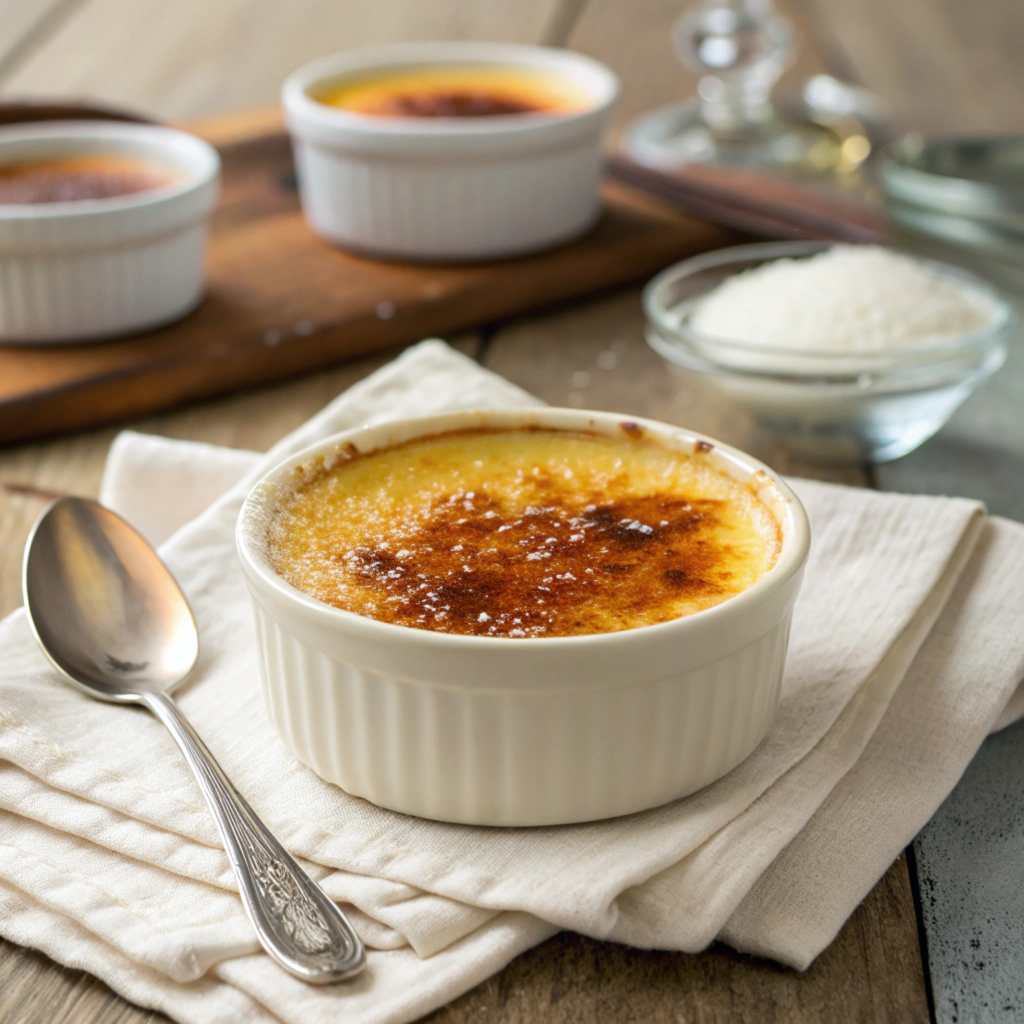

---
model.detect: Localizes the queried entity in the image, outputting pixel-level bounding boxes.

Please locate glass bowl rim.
[880,133,1024,215]
[642,239,1014,370]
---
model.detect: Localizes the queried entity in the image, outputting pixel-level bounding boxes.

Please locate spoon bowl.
[24,497,198,701]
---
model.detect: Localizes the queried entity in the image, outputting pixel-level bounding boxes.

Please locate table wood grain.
[0,0,1019,1021]
[1,0,567,121]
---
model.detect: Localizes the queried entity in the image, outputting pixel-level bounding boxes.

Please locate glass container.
[643,241,1013,463]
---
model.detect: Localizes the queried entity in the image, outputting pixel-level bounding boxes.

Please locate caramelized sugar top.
[317,65,591,119]
[0,156,177,204]
[267,428,782,639]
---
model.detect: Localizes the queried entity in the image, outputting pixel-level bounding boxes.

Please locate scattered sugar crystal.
[620,519,654,534]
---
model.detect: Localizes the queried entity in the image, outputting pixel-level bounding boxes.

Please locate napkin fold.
[1,339,1022,1024]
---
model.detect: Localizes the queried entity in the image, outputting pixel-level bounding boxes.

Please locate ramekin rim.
[0,121,221,220]
[235,407,810,650]
[281,41,620,140]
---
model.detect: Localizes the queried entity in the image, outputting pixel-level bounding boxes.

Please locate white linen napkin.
[1,339,1023,1024]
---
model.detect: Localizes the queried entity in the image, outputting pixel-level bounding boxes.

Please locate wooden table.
[0,1,1022,1022]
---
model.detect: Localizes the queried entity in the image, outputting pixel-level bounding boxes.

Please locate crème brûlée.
[0,156,178,204]
[266,427,782,639]
[316,65,592,118]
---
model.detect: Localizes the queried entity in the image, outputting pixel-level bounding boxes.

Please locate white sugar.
[691,245,996,352]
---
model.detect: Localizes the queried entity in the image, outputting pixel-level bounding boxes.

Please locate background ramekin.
[237,408,809,826]
[281,43,619,261]
[0,122,220,343]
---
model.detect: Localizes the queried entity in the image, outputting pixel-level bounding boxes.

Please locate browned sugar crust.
[267,428,782,638]
[367,91,544,117]
[0,157,174,204]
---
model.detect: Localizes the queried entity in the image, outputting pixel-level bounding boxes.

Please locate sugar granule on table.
[690,245,998,353]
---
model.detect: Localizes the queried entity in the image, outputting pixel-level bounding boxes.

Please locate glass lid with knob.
[622,0,874,175]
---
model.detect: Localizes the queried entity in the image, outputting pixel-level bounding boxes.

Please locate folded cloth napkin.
[2,339,1024,1024]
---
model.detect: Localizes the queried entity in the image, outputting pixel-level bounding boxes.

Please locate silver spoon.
[22,496,366,984]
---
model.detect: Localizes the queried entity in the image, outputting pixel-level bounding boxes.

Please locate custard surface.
[0,156,177,204]
[267,428,782,638]
[317,65,591,118]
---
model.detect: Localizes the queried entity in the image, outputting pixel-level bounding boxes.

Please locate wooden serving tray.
[0,108,733,445]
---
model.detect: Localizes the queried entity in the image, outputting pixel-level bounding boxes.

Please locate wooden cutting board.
[0,108,735,446]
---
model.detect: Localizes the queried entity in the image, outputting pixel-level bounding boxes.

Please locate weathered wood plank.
[912,718,1024,1024]
[0,939,167,1024]
[0,0,567,120]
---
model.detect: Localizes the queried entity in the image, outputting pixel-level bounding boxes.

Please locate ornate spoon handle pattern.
[142,690,366,983]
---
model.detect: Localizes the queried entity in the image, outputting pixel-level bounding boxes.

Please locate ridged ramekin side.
[252,601,790,827]
[292,138,601,261]
[0,224,207,341]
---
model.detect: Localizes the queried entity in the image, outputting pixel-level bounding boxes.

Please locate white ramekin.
[281,43,619,261]
[236,408,809,826]
[0,122,220,343]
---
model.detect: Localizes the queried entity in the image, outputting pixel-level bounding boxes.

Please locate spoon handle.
[141,690,366,983]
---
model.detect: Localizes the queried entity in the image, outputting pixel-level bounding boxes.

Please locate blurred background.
[3,0,1021,133]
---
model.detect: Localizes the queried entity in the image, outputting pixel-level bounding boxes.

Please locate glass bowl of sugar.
[643,241,1013,463]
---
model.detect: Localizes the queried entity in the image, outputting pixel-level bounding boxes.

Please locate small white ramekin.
[238,409,809,826]
[281,43,619,261]
[0,122,220,343]
[237,409,809,826]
